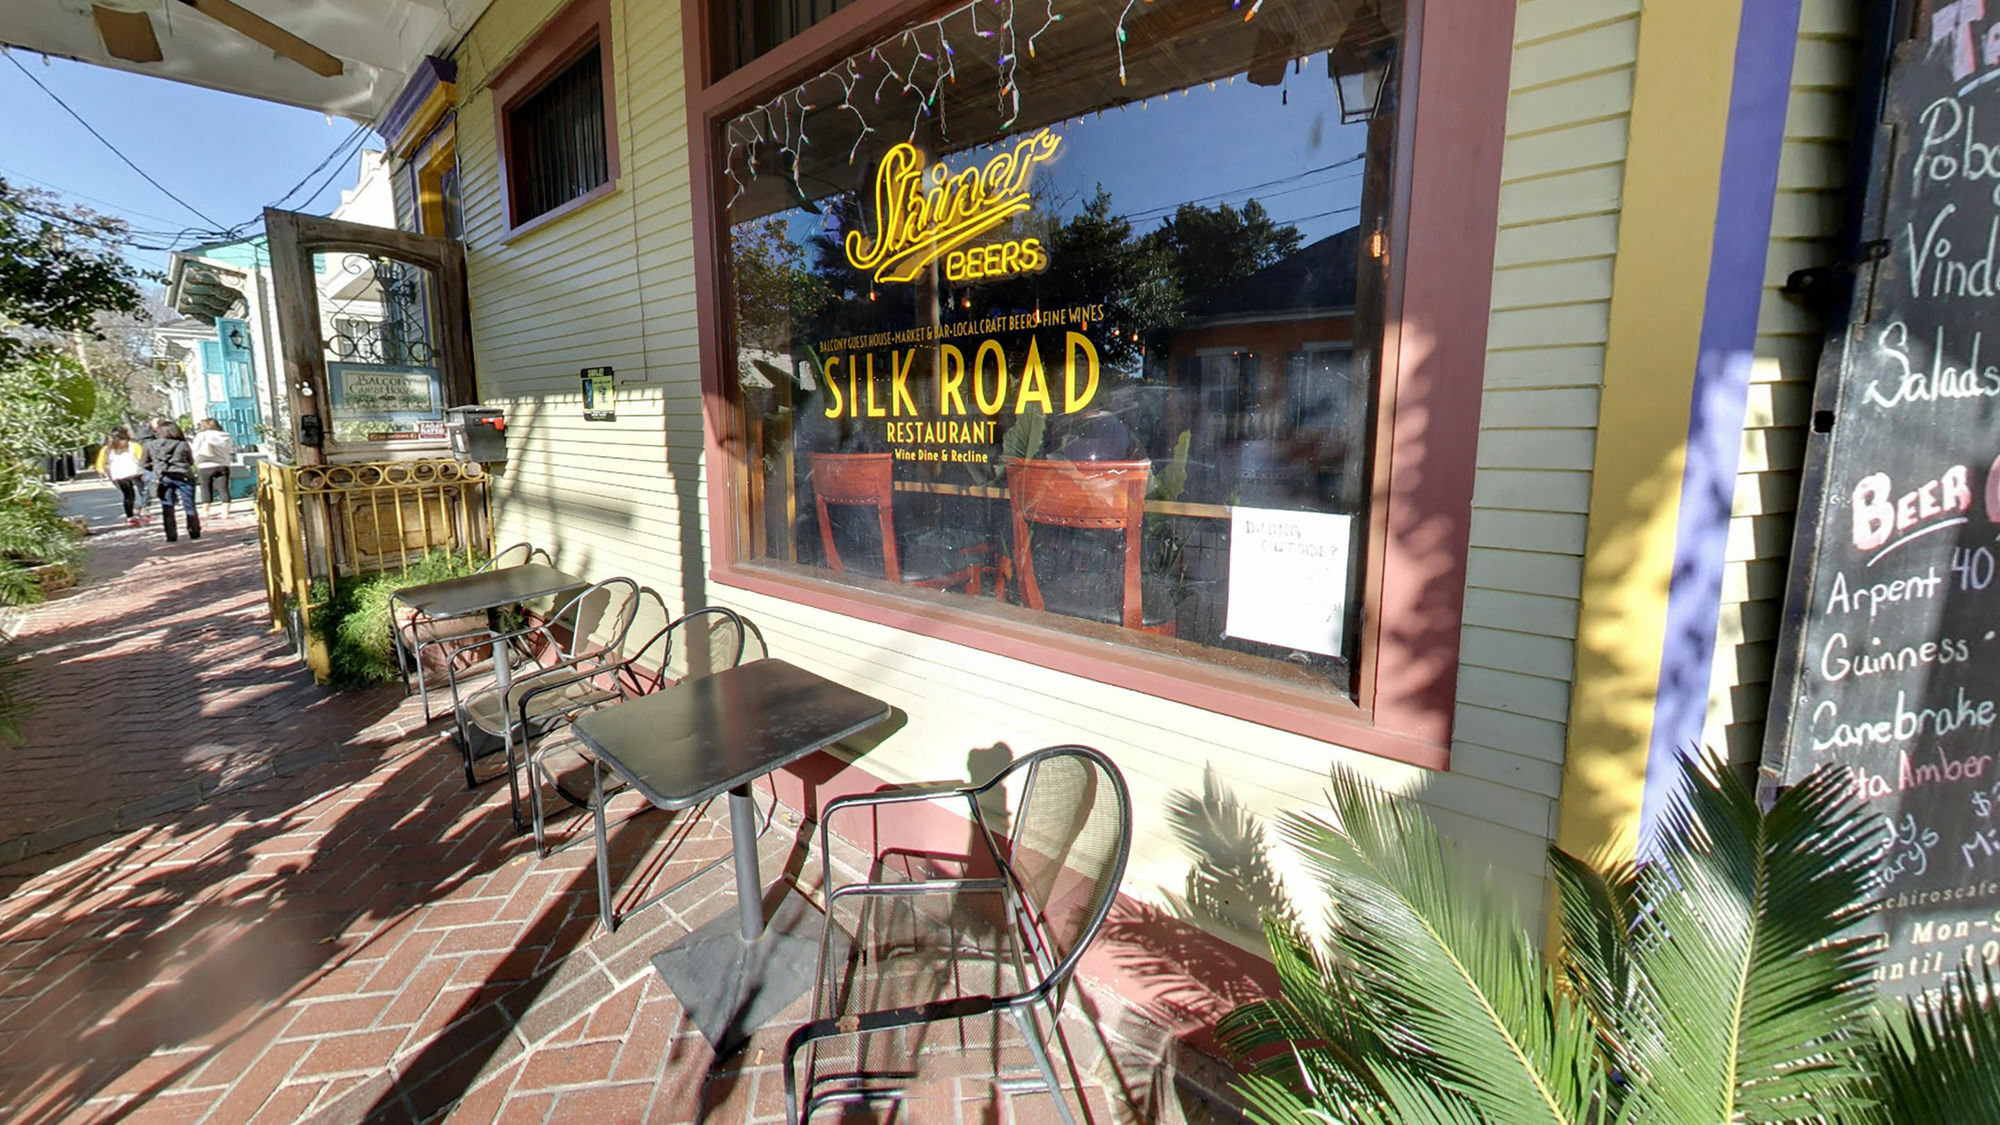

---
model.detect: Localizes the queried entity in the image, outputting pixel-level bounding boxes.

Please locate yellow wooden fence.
[255,459,493,681]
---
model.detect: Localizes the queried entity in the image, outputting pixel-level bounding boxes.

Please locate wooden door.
[264,207,476,466]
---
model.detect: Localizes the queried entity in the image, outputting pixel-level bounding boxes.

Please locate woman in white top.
[190,418,235,517]
[93,427,146,526]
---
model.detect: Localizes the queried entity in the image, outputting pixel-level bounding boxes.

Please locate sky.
[0,52,377,273]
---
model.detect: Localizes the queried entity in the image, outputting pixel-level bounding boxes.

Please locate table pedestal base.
[652,888,845,1055]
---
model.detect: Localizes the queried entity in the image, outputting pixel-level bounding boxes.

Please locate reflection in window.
[721,0,1404,696]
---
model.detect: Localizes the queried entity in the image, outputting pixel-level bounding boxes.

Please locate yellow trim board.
[1555,0,1744,867]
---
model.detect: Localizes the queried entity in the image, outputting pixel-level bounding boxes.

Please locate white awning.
[0,0,492,123]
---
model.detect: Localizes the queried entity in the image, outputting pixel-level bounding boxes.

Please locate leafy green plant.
[0,462,85,607]
[308,550,485,688]
[1145,429,1193,591]
[1219,755,2000,1124]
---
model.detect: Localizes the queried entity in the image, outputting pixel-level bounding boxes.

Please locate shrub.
[1220,755,2000,1124]
[309,549,485,689]
[0,464,85,607]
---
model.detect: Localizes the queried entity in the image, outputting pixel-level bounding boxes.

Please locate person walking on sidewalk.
[92,427,147,526]
[141,421,201,542]
[191,419,234,519]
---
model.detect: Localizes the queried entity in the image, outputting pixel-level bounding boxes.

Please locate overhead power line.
[0,165,184,228]
[4,52,224,230]
[267,123,370,212]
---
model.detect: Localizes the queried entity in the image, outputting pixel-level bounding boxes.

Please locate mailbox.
[445,406,507,463]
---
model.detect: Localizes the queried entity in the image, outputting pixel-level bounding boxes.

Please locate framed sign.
[327,362,444,442]
[582,365,616,421]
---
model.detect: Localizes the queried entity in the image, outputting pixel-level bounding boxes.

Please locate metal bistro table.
[570,658,891,1053]
[394,562,584,825]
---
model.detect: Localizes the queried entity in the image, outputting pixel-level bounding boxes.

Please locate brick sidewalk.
[2,492,421,860]
[0,507,1212,1123]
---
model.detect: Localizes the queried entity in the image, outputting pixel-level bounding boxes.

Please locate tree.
[0,178,150,604]
[0,179,148,367]
[1219,754,2000,1124]
[732,215,833,354]
[987,185,1182,369]
[1144,197,1303,315]
[80,293,173,434]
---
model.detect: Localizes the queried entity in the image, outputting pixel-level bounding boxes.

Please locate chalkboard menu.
[1765,12,2000,1000]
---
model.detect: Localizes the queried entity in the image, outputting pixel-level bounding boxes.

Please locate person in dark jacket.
[141,422,201,542]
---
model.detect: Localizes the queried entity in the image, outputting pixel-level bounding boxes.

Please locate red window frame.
[491,0,621,238]
[681,0,1513,770]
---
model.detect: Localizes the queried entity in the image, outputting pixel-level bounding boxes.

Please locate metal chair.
[441,576,644,830]
[524,599,751,859]
[390,542,551,720]
[784,745,1131,1124]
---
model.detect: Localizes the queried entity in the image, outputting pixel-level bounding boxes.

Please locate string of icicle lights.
[722,0,1281,210]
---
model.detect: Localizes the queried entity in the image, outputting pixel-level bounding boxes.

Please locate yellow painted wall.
[1555,0,1748,868]
[442,0,1691,932]
[1704,0,1861,770]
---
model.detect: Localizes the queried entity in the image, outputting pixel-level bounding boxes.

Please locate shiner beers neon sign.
[844,129,1061,285]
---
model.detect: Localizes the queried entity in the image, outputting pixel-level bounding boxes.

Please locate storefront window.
[721,0,1403,698]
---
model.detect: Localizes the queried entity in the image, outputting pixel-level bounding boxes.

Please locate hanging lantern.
[1329,41,1394,124]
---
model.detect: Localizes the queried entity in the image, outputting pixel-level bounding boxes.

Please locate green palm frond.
[1549,849,1638,1077]
[1234,1072,1358,1125]
[1616,759,1883,1124]
[1218,913,1391,1120]
[1849,963,2000,1125]
[1280,768,1606,1124]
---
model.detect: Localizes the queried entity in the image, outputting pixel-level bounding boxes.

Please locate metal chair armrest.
[511,654,621,734]
[825,877,1005,903]
[818,787,981,906]
[439,623,566,721]
[784,995,997,1123]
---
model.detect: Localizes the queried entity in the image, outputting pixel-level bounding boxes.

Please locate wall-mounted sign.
[844,129,1061,285]
[582,366,616,421]
[1224,507,1355,657]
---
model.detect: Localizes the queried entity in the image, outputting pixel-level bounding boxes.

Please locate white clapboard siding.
[442,0,1647,923]
[1704,0,1859,769]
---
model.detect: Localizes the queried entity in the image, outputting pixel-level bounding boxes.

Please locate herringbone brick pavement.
[0,485,1205,1123]
[1,507,423,861]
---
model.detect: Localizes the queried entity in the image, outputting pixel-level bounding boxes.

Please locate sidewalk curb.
[2,735,437,869]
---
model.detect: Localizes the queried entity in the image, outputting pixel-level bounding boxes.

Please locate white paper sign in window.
[1225,507,1355,657]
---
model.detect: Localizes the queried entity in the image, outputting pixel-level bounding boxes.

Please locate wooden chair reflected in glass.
[1004,457,1176,636]
[807,452,991,593]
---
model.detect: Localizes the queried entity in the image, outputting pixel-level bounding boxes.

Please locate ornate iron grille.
[322,255,439,366]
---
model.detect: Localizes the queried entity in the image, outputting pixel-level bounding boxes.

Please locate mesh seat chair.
[442,577,645,830]
[784,745,1131,1125]
[390,542,552,721]
[524,600,750,859]
[809,452,990,593]
[1005,457,1176,635]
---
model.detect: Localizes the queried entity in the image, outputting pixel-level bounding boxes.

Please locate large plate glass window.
[721,0,1403,697]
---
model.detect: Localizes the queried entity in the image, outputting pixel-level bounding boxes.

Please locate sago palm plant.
[1218,755,2000,1124]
